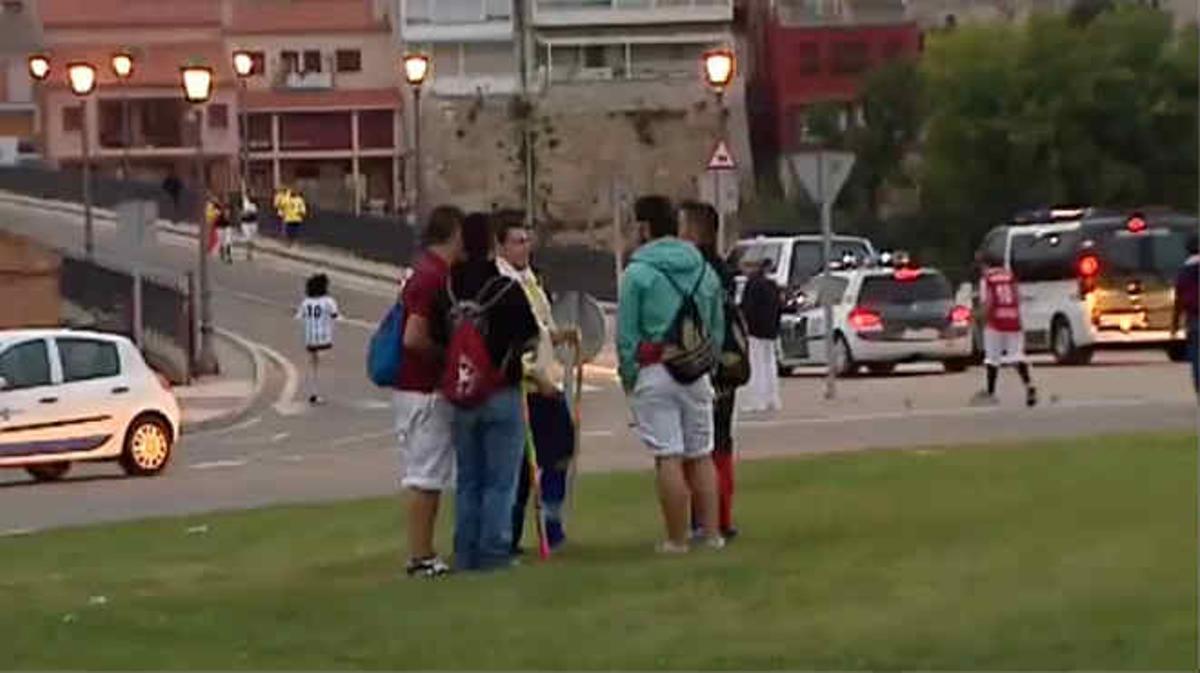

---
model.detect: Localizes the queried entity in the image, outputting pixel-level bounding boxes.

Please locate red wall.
[759,22,922,152]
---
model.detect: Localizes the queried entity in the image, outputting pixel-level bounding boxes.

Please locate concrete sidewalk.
[177,331,264,433]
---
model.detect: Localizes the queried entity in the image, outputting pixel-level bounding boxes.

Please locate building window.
[583,45,607,69]
[208,104,229,129]
[2,1,24,14]
[63,106,82,132]
[303,50,323,73]
[831,42,869,74]
[796,43,820,75]
[281,50,299,74]
[247,51,266,76]
[336,49,362,73]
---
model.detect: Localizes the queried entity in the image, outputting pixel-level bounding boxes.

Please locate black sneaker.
[721,527,739,542]
[405,556,451,579]
[1026,387,1038,408]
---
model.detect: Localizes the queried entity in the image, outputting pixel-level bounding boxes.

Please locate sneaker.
[721,527,739,542]
[308,395,325,406]
[699,535,726,551]
[655,540,690,555]
[405,556,451,578]
[970,390,998,407]
[546,520,567,551]
[1026,386,1038,408]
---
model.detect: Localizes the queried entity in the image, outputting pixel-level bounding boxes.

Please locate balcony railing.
[406,0,512,24]
[775,0,907,25]
[533,0,733,26]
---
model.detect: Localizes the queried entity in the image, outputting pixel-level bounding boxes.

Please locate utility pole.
[515,0,536,231]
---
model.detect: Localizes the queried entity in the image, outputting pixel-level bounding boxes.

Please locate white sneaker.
[700,535,726,551]
[655,540,690,555]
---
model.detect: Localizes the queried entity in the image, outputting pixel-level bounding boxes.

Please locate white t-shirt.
[296,296,340,347]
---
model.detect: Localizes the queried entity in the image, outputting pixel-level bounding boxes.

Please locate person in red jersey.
[975,255,1037,408]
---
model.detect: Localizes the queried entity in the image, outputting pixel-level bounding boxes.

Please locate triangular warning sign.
[707,141,736,171]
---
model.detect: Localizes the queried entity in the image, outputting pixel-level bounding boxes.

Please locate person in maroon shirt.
[395,205,463,578]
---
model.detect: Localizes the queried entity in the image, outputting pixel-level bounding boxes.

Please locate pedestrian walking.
[277,186,307,246]
[204,194,223,258]
[680,201,747,540]
[974,257,1037,407]
[739,260,783,414]
[239,195,259,261]
[617,195,725,554]
[1171,234,1200,397]
[296,273,339,405]
[432,212,541,572]
[494,211,578,554]
[162,172,183,222]
[215,197,235,264]
[394,205,464,578]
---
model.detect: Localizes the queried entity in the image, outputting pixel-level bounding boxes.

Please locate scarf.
[496,257,561,387]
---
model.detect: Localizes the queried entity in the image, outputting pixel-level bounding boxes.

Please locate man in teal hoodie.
[618,195,726,553]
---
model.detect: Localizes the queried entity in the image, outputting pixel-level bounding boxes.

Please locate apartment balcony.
[532,0,733,28]
[775,0,908,26]
[280,71,335,90]
[430,74,521,97]
[404,0,515,41]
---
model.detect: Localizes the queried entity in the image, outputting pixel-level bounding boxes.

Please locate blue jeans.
[453,387,525,571]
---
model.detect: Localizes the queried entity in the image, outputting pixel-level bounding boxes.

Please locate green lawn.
[2,433,1196,670]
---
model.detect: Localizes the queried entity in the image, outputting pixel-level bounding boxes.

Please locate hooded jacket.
[617,237,725,391]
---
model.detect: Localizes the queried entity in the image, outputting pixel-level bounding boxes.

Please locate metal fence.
[59,255,195,384]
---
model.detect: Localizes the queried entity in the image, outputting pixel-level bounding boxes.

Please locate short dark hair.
[1188,234,1199,256]
[462,212,493,261]
[422,205,464,247]
[680,200,719,248]
[635,195,677,240]
[305,273,329,298]
[493,209,528,246]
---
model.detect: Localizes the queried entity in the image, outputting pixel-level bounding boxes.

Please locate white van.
[973,208,1196,365]
[727,234,877,307]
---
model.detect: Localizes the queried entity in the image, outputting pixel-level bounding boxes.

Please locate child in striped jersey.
[296,273,340,405]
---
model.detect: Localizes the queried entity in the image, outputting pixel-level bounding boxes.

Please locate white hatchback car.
[0,329,180,482]
[779,266,975,376]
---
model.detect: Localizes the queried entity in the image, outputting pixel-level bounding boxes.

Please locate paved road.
[0,200,1195,532]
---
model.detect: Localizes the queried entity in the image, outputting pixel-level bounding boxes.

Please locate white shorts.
[630,364,715,460]
[984,328,1026,366]
[393,391,454,491]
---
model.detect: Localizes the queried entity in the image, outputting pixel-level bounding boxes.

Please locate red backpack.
[441,276,517,408]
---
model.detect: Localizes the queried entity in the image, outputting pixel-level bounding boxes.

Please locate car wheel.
[943,359,971,373]
[120,414,174,477]
[832,335,858,378]
[1167,342,1189,363]
[867,363,896,376]
[1051,317,1093,366]
[26,462,70,483]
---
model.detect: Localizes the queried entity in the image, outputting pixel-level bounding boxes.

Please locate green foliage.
[917,6,1197,259]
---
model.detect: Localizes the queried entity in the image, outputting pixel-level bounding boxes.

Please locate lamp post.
[702,47,736,252]
[27,54,50,178]
[181,64,218,375]
[111,51,134,178]
[67,62,98,259]
[403,53,429,227]
[232,51,253,199]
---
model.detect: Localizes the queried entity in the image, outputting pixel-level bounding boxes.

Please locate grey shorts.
[630,364,715,460]
[393,391,454,491]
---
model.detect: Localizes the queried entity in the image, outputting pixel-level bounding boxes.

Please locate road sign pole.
[818,151,837,401]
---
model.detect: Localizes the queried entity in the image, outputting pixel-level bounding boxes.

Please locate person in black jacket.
[432,212,542,572]
[740,259,783,413]
[680,201,742,539]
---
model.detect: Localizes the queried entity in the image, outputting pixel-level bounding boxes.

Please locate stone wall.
[420,78,753,243]
[0,231,61,329]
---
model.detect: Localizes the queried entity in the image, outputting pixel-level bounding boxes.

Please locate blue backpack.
[367,302,406,387]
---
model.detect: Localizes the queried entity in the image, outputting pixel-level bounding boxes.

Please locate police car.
[973,208,1197,365]
[778,260,975,376]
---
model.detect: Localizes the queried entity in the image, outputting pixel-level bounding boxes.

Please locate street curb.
[181,328,268,435]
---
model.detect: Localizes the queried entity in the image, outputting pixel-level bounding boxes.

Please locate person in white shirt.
[296,273,339,405]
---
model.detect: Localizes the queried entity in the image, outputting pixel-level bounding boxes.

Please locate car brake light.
[848,306,883,333]
[1078,254,1100,278]
[950,305,972,327]
[1126,215,1147,233]
[893,267,921,282]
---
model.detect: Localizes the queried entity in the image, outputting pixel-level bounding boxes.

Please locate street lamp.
[403,52,429,226]
[232,50,253,200]
[180,64,218,375]
[700,47,737,256]
[67,61,97,258]
[27,54,50,81]
[111,51,134,177]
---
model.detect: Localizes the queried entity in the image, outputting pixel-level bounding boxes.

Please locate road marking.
[279,454,306,463]
[0,527,36,538]
[331,430,395,447]
[254,343,303,416]
[189,459,249,470]
[271,432,291,443]
[201,415,263,437]
[582,430,615,438]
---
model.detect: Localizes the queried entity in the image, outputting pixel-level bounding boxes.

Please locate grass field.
[2,433,1196,670]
